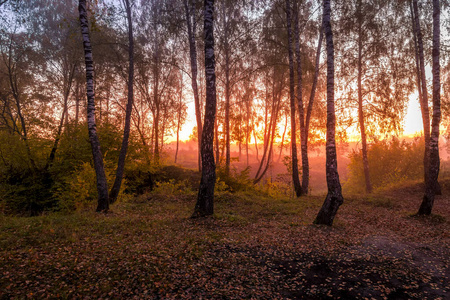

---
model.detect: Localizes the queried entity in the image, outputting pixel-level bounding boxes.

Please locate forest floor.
[0,179,449,299]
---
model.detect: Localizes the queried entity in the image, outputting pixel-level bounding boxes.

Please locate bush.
[344,137,424,194]
[216,166,253,192]
[1,169,56,216]
[0,122,144,214]
[55,162,99,211]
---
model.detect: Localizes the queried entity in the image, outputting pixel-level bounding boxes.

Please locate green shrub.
[216,166,253,192]
[152,179,193,195]
[345,137,424,193]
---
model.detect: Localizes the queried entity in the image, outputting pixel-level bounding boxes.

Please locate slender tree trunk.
[254,71,283,184]
[357,0,372,194]
[75,76,80,125]
[153,97,160,165]
[184,0,203,172]
[278,113,288,163]
[160,106,166,153]
[254,93,274,182]
[286,0,302,197]
[301,26,322,193]
[293,0,309,195]
[214,117,219,164]
[305,26,322,138]
[314,0,343,226]
[246,96,250,166]
[410,1,423,136]
[175,74,183,164]
[192,0,216,218]
[412,0,431,186]
[222,4,231,176]
[254,90,281,184]
[78,0,109,212]
[153,3,161,166]
[109,0,134,203]
[419,0,440,215]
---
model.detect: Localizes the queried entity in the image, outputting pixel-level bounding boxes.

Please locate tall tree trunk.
[305,26,323,138]
[192,0,216,218]
[357,0,372,194]
[286,0,302,197]
[175,73,183,164]
[222,4,231,176]
[109,0,134,203]
[303,26,323,193]
[184,0,203,172]
[78,0,109,212]
[314,0,343,226]
[293,0,309,195]
[412,0,431,186]
[410,1,423,136]
[214,117,219,164]
[153,3,161,166]
[419,0,440,215]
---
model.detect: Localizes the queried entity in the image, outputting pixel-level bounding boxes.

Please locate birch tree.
[314,0,343,226]
[192,0,216,218]
[418,0,441,215]
[78,0,109,212]
[285,0,302,197]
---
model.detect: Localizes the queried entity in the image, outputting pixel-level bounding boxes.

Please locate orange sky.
[171,96,426,143]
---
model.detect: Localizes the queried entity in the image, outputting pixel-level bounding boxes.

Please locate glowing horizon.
[168,95,428,144]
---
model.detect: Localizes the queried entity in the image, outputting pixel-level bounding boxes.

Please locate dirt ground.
[1,180,449,299]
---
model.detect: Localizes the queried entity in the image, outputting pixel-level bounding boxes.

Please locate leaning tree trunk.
[192,0,216,218]
[412,0,431,186]
[254,83,282,185]
[314,0,343,226]
[356,0,372,194]
[109,0,134,204]
[78,0,109,212]
[419,0,440,215]
[184,0,203,172]
[286,0,302,197]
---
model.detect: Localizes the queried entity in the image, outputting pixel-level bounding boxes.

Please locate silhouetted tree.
[285,0,302,197]
[109,0,134,203]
